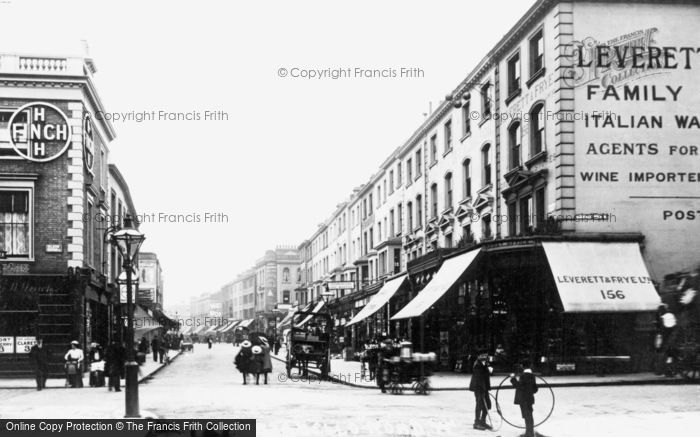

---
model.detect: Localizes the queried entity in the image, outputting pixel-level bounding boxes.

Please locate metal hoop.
[493,375,555,429]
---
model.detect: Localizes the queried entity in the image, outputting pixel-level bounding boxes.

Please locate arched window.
[283,267,290,282]
[444,173,453,209]
[462,159,471,199]
[296,268,302,283]
[482,144,491,185]
[530,103,545,155]
[509,121,521,169]
[430,183,438,218]
[407,201,413,231]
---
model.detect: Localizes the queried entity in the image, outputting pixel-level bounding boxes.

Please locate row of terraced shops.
[316,0,700,375]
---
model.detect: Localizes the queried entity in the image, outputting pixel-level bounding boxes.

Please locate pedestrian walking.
[87,342,105,387]
[273,337,281,356]
[137,336,148,365]
[105,341,125,392]
[234,340,253,385]
[150,337,160,362]
[260,344,272,384]
[468,352,493,430]
[251,345,264,385]
[64,340,84,388]
[28,337,50,390]
[510,358,538,437]
[158,337,169,364]
[207,337,213,349]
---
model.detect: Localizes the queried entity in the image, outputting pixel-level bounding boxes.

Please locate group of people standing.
[469,352,539,437]
[233,339,273,385]
[28,337,127,391]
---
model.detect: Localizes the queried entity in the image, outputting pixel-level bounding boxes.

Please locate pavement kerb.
[139,350,182,383]
[270,355,699,390]
[0,350,183,389]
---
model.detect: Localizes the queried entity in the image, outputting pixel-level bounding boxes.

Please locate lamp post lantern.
[109,215,145,418]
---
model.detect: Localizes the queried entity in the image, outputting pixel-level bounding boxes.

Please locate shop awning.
[133,305,163,333]
[297,300,325,327]
[392,249,481,320]
[542,242,661,312]
[347,275,406,326]
[237,319,254,329]
[278,310,296,330]
[191,325,207,334]
[220,320,240,333]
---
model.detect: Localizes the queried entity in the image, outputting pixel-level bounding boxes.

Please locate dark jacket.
[88,345,103,363]
[234,347,252,373]
[469,360,491,392]
[511,371,538,405]
[138,338,149,353]
[29,344,50,371]
[105,343,126,376]
[150,338,160,351]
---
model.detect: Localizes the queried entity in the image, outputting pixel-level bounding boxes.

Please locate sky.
[1,0,535,308]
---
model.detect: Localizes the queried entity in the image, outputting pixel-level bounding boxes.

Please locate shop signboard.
[0,337,15,354]
[9,102,72,162]
[15,336,36,353]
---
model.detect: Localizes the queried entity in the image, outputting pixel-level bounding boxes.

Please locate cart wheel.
[413,378,431,395]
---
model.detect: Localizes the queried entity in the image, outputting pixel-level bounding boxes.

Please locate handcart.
[379,342,436,395]
[286,304,332,379]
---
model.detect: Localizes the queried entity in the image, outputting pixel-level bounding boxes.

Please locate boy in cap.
[511,358,538,437]
[468,351,493,430]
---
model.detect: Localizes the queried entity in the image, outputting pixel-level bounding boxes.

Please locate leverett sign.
[9,102,72,162]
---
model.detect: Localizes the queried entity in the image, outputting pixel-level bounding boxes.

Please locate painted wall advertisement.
[568,3,700,278]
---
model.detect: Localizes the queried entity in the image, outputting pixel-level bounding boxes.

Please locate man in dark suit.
[511,358,538,437]
[150,337,160,362]
[468,352,493,430]
[105,341,126,392]
[29,337,50,390]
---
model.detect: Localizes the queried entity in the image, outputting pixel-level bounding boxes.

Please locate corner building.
[317,0,700,374]
[0,50,134,377]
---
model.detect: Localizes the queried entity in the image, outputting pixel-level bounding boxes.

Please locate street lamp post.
[109,215,145,418]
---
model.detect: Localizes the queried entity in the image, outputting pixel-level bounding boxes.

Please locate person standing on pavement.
[158,336,169,364]
[87,342,105,387]
[468,352,493,430]
[64,340,84,388]
[105,341,126,392]
[29,337,50,390]
[150,336,160,362]
[207,337,213,349]
[511,358,538,437]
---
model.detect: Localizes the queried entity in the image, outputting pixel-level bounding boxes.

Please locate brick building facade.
[0,50,135,377]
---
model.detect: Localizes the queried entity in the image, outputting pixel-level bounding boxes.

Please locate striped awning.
[220,320,241,333]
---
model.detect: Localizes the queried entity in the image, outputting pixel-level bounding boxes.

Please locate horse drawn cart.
[286,302,332,379]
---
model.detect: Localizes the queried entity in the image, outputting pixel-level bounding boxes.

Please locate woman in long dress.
[234,340,253,385]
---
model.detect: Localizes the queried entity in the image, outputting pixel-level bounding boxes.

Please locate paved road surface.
[1,343,699,437]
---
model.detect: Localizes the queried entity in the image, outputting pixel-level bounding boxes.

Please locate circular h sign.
[9,102,72,162]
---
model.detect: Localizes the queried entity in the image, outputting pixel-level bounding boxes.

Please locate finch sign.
[9,102,72,162]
